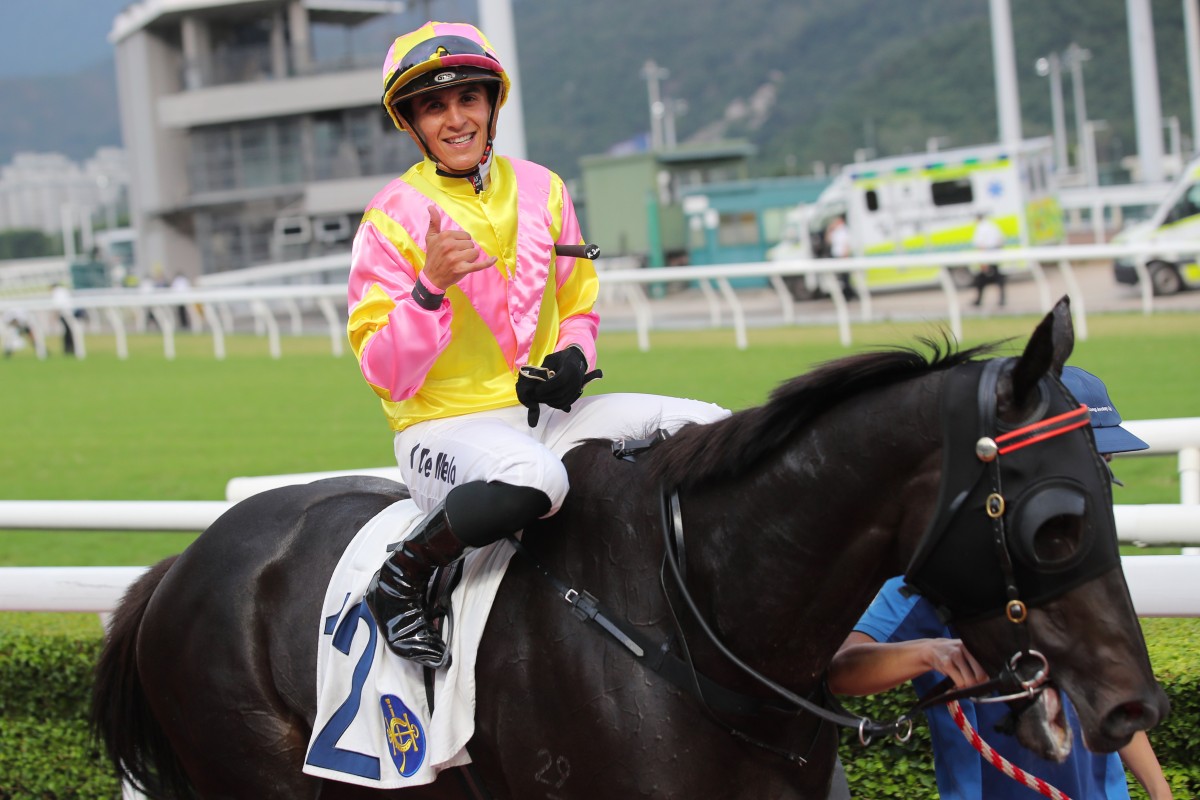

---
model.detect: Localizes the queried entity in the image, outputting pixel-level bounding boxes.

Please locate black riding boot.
[365,502,467,668]
[367,481,552,668]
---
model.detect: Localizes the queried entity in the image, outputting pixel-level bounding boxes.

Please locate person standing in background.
[970,213,1007,307]
[824,214,856,299]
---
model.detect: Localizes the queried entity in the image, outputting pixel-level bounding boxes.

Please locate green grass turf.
[1,311,1195,573]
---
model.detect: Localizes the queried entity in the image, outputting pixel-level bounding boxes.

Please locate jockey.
[347,21,728,668]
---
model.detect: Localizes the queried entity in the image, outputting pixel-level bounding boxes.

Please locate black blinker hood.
[904,359,1121,622]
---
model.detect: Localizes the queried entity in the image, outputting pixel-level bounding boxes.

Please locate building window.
[189,128,236,193]
[238,122,274,188]
[196,209,277,273]
[207,19,274,86]
[717,211,759,246]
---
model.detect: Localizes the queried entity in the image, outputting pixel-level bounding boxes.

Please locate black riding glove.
[515,347,603,427]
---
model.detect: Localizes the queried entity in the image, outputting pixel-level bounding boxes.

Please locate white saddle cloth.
[302,498,515,788]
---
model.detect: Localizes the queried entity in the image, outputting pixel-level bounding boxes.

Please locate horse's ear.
[1011,296,1074,406]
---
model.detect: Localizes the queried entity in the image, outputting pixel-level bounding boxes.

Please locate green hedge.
[2,620,1198,799]
[0,633,119,800]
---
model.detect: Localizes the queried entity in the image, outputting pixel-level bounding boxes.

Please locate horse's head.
[905,297,1168,761]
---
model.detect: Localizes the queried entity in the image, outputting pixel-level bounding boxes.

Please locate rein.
[656,485,909,745]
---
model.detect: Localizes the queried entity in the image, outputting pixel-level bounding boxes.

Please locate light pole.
[1083,119,1108,187]
[1186,0,1200,158]
[642,60,671,151]
[1165,115,1183,168]
[478,0,526,159]
[663,98,687,150]
[988,0,1023,147]
[1036,53,1069,173]
[1063,43,1093,184]
[1126,0,1166,182]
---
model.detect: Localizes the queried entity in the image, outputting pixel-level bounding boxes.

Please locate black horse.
[92,299,1167,799]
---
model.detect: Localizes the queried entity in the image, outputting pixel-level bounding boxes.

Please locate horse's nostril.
[1104,700,1160,739]
[1121,702,1145,721]
[1118,705,1147,724]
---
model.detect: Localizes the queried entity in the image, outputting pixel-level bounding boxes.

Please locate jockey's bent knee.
[445,481,552,547]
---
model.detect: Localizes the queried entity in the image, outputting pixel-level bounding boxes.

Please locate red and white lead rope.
[948,699,1072,800]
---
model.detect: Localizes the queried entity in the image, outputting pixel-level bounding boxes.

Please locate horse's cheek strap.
[904,361,992,593]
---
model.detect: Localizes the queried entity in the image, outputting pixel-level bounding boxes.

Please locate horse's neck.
[682,379,945,688]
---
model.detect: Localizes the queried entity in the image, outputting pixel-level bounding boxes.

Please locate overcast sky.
[0,0,130,78]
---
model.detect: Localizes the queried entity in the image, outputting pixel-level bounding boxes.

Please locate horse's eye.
[1030,513,1085,567]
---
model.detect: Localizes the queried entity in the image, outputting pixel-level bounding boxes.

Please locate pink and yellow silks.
[347,155,598,433]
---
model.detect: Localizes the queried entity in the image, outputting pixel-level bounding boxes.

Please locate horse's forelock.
[645,335,995,489]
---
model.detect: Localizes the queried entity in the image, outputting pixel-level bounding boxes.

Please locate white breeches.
[393,393,729,515]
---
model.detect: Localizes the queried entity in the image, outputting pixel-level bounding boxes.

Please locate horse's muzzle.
[1099,691,1169,746]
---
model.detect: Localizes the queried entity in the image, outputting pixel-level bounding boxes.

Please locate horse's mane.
[644,335,998,489]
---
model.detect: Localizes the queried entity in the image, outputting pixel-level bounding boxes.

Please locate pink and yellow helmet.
[381,21,510,133]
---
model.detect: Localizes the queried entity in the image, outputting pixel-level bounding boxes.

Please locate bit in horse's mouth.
[1009,682,1074,763]
[1035,685,1072,761]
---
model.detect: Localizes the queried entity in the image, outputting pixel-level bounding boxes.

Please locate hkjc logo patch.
[380,694,426,777]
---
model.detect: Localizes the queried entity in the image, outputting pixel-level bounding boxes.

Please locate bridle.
[903,357,1113,720]
[963,358,1093,629]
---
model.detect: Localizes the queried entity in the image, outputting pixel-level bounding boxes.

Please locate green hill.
[0,0,1193,184]
[516,0,1195,181]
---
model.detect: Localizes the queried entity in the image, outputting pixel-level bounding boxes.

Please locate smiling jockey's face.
[410,83,492,173]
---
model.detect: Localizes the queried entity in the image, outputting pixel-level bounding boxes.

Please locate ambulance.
[770,139,1064,297]
[1112,153,1200,295]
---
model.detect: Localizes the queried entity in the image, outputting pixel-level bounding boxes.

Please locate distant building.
[580,139,829,270]
[679,175,831,267]
[109,0,417,279]
[580,140,757,267]
[0,148,129,237]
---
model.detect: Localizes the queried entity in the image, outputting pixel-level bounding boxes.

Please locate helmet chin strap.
[433,137,493,193]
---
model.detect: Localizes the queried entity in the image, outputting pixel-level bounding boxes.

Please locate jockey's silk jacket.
[347,156,600,432]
